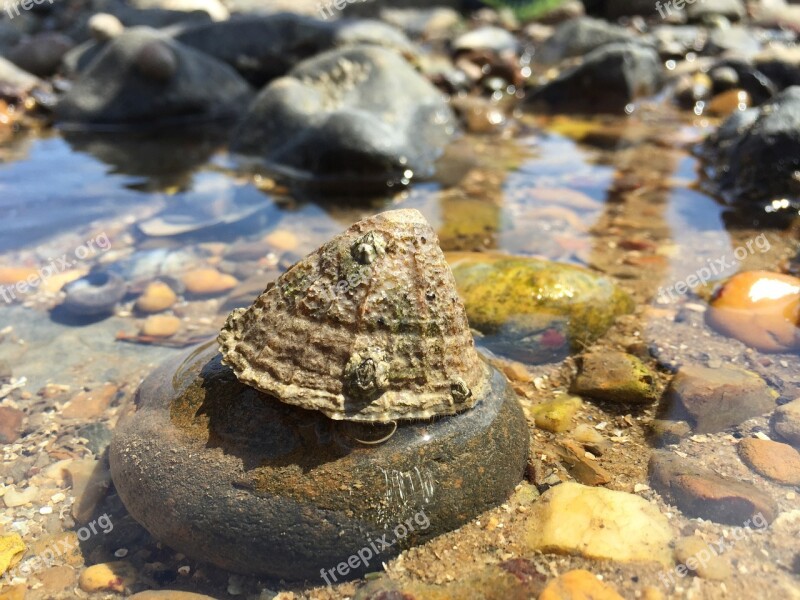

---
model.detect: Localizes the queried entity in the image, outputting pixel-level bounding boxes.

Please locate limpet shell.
[218,209,491,422]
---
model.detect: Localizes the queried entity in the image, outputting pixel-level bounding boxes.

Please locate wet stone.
[77,422,113,457]
[0,406,24,443]
[649,451,778,525]
[571,351,659,404]
[773,398,800,447]
[738,438,800,485]
[524,482,673,566]
[674,536,732,580]
[539,569,625,600]
[661,364,778,433]
[110,342,529,581]
[78,561,136,593]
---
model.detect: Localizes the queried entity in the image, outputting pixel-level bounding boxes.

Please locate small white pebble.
[39,506,53,515]
[787,491,796,500]
[50,492,66,503]
[178,565,190,576]
[754,431,771,441]
[114,548,128,558]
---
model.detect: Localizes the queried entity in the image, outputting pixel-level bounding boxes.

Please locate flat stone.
[539,569,625,600]
[773,398,800,447]
[65,459,112,524]
[36,565,77,594]
[554,440,611,486]
[0,406,24,443]
[674,536,732,580]
[738,438,800,485]
[571,351,659,404]
[661,365,778,433]
[62,384,117,420]
[524,482,673,566]
[532,396,582,433]
[649,451,778,525]
[110,342,529,580]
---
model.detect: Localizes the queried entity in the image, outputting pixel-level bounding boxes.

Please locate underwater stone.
[109,341,529,581]
[62,271,127,317]
[447,253,634,364]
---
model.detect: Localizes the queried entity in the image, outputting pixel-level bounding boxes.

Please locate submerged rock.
[110,210,528,580]
[447,253,634,363]
[61,271,127,317]
[772,398,800,447]
[527,42,661,114]
[707,271,800,352]
[571,351,659,404]
[701,86,800,205]
[55,28,252,128]
[661,364,777,433]
[230,46,455,188]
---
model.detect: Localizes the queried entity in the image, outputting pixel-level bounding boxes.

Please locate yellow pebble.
[182,269,237,296]
[136,281,177,313]
[141,315,181,338]
[78,561,136,593]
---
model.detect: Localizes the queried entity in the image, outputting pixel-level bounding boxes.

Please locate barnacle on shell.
[218,209,491,422]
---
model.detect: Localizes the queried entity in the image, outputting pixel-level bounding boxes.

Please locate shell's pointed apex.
[218,209,491,422]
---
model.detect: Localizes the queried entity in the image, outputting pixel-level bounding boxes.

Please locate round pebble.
[141,315,181,338]
[88,13,124,41]
[182,269,238,296]
[674,535,732,580]
[136,281,178,313]
[78,561,136,593]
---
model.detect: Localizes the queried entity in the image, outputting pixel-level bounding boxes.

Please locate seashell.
[218,209,491,422]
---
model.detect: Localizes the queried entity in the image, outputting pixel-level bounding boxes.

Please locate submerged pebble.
[141,314,181,338]
[182,268,237,296]
[61,271,126,317]
[135,281,178,313]
[707,271,800,352]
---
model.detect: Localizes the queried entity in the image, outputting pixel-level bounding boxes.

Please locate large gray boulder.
[535,17,640,66]
[55,28,252,127]
[230,45,456,186]
[701,86,800,204]
[172,14,413,87]
[528,42,662,114]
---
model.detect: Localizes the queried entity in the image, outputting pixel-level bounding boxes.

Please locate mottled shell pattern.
[218,209,491,422]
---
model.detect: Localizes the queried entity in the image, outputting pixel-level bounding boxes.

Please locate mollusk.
[218,209,491,422]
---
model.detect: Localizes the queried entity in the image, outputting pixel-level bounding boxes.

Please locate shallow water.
[1,100,799,599]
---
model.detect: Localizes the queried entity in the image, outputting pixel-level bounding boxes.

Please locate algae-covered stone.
[447,253,634,363]
[572,351,659,404]
[524,482,673,566]
[533,396,583,433]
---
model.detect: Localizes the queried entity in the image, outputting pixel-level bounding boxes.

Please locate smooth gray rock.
[535,17,639,66]
[686,0,746,22]
[110,342,529,581]
[230,45,455,186]
[528,42,661,114]
[55,27,252,127]
[701,86,800,204]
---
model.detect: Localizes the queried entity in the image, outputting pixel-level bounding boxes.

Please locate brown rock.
[62,384,117,420]
[182,269,237,296]
[0,585,25,600]
[555,440,611,486]
[708,89,751,117]
[136,282,177,313]
[141,315,181,338]
[37,565,77,594]
[0,407,24,443]
[738,438,800,485]
[772,398,800,447]
[571,351,659,404]
[662,365,777,433]
[539,569,625,600]
[649,451,778,525]
[674,535,732,580]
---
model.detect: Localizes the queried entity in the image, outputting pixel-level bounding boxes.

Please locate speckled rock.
[738,438,800,485]
[539,569,625,600]
[662,364,777,433]
[109,342,529,580]
[447,253,634,363]
[649,451,778,525]
[55,28,251,127]
[773,398,800,447]
[524,482,673,566]
[230,45,455,187]
[571,351,659,404]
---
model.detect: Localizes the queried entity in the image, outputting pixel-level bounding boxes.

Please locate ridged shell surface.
[218,209,491,422]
